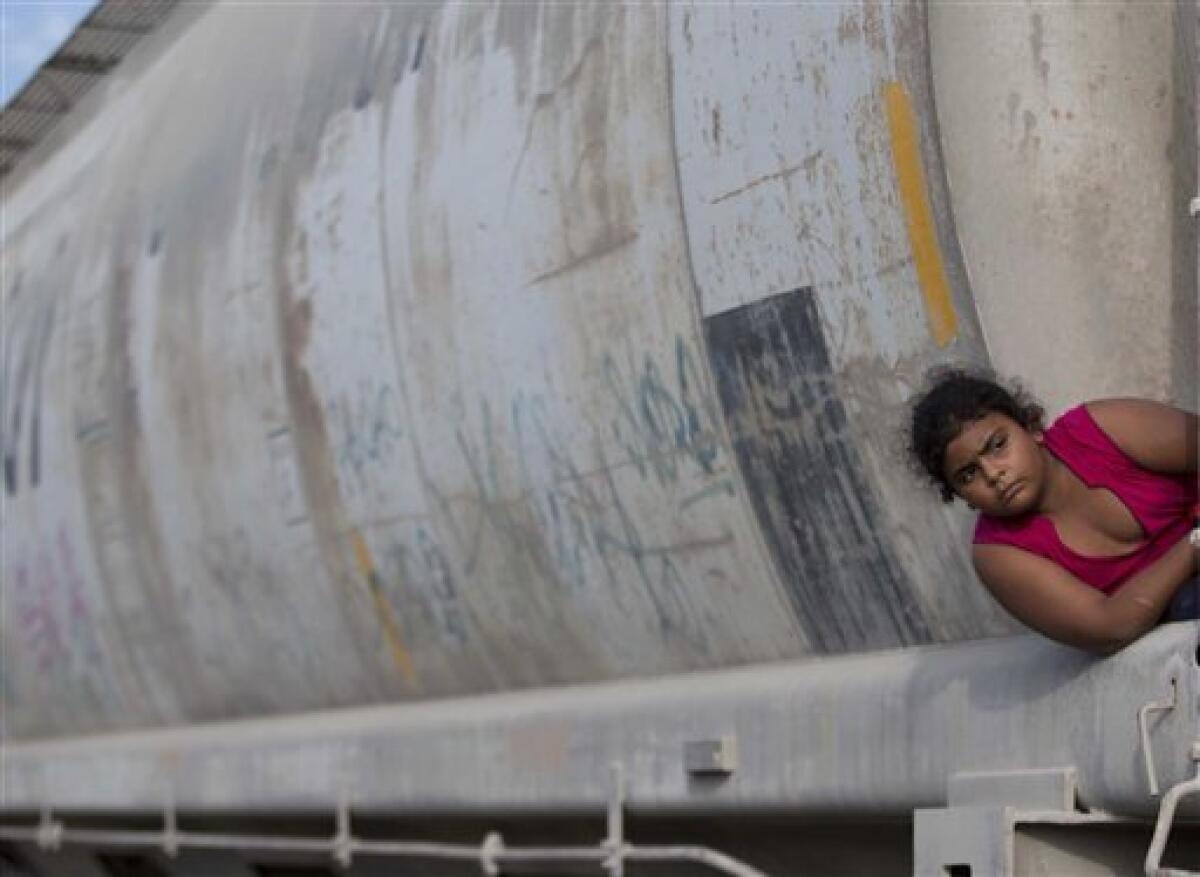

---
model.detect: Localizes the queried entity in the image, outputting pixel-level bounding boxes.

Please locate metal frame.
[0,0,180,177]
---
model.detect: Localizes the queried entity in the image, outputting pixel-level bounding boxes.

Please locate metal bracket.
[332,790,353,869]
[1189,196,1200,218]
[163,791,179,858]
[479,831,504,876]
[948,767,1077,812]
[35,803,62,852]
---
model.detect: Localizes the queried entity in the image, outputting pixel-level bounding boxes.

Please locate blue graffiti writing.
[379,527,469,648]
[325,380,405,493]
[442,337,734,652]
[602,335,725,490]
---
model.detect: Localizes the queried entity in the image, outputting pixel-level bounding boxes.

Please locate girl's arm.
[974,538,1198,656]
[1085,398,1198,474]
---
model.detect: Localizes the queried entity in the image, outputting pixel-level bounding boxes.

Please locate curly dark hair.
[909,367,1045,502]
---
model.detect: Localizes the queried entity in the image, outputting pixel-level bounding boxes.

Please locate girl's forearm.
[1100,537,1198,651]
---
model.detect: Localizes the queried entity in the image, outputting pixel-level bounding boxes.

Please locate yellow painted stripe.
[884,81,958,347]
[350,530,417,686]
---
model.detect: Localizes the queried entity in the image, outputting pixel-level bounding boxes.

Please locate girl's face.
[942,412,1047,517]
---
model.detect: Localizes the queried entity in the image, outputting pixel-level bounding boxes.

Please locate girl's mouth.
[1001,481,1024,503]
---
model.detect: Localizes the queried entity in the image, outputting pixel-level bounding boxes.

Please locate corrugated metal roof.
[1,0,180,178]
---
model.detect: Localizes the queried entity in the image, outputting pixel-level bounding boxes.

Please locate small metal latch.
[1190,196,1200,218]
[685,735,738,776]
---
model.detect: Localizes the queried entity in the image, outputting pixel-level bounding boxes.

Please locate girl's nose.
[980,460,1005,484]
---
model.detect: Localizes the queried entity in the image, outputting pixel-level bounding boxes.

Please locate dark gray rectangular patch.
[703,288,929,652]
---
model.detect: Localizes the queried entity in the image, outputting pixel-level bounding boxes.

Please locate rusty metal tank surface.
[1,2,1191,740]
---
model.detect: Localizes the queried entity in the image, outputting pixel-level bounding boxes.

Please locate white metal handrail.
[0,764,769,877]
[1140,678,1179,797]
[1146,761,1200,877]
[0,822,768,876]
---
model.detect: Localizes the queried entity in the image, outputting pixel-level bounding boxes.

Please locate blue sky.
[2,1,99,105]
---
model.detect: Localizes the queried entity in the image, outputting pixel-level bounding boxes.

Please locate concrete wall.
[0,0,1189,742]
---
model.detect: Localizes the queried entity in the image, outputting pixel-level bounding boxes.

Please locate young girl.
[910,369,1198,655]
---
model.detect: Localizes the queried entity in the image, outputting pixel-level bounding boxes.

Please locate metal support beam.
[4,626,1196,819]
[79,21,155,37]
[0,136,35,150]
[44,55,118,76]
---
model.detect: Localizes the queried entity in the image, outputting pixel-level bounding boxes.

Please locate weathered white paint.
[669,1,1011,640]
[3,2,814,739]
[929,1,1193,416]
[0,0,1190,816]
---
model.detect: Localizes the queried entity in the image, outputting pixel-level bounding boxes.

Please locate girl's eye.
[995,435,1007,449]
[957,468,975,486]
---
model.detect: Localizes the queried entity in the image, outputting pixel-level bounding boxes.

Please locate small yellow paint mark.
[350,530,417,687]
[884,81,958,347]
[350,531,375,579]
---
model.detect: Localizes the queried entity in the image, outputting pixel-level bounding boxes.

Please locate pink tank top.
[973,405,1197,595]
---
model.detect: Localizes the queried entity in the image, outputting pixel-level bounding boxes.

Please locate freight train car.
[1,1,1196,874]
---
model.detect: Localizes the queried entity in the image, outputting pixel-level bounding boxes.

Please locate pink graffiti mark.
[12,527,101,676]
[14,556,64,673]
[57,527,101,669]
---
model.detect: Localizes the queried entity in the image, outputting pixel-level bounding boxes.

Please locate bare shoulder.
[1083,398,1197,475]
[972,543,1058,590]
